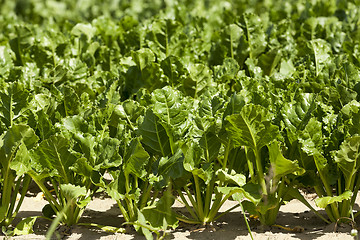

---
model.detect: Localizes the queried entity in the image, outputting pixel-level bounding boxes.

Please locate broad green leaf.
[160,55,188,86]
[142,191,178,230]
[268,141,305,180]
[216,169,246,187]
[0,83,32,127]
[106,170,126,201]
[223,92,246,119]
[341,100,360,136]
[151,86,189,136]
[309,39,332,76]
[199,131,221,162]
[135,209,154,240]
[278,59,295,78]
[226,104,279,151]
[10,142,32,175]
[315,190,352,209]
[239,13,267,60]
[258,48,282,76]
[214,58,240,82]
[60,184,87,201]
[36,110,55,140]
[124,138,150,178]
[31,135,76,182]
[299,118,323,156]
[71,23,96,40]
[183,64,212,98]
[95,137,122,169]
[146,19,183,59]
[0,125,38,169]
[132,48,155,71]
[138,110,171,157]
[281,93,317,144]
[70,157,93,178]
[158,149,186,182]
[13,216,38,235]
[334,135,360,184]
[183,141,203,172]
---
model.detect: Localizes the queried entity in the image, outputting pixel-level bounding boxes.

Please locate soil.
[9,190,359,240]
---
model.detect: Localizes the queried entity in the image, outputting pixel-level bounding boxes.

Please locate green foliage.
[1,0,360,238]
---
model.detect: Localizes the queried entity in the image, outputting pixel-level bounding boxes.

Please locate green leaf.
[138,109,172,157]
[315,190,352,209]
[95,137,122,169]
[0,83,31,127]
[0,125,38,169]
[142,191,178,230]
[281,93,317,144]
[60,184,87,201]
[309,39,332,76]
[146,19,183,59]
[299,118,323,156]
[160,55,188,86]
[31,135,76,182]
[334,135,360,185]
[183,141,203,172]
[158,149,186,182]
[10,142,32,175]
[226,104,279,151]
[268,141,305,180]
[239,13,267,60]
[132,48,155,71]
[13,217,38,235]
[71,23,96,40]
[151,86,189,136]
[124,138,150,178]
[258,48,282,76]
[217,169,246,187]
[183,64,213,98]
[214,58,240,82]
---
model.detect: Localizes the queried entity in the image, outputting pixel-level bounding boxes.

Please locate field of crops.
[1,0,360,239]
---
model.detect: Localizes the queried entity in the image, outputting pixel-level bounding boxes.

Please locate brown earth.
[9,191,359,240]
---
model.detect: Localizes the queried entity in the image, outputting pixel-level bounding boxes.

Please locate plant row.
[0,0,360,239]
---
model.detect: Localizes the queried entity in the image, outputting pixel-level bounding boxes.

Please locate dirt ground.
[9,191,359,240]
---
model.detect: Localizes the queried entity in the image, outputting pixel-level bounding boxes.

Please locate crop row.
[1,0,360,239]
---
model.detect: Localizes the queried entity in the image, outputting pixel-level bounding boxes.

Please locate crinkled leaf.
[60,184,87,201]
[132,48,155,71]
[146,19,183,60]
[151,86,189,137]
[0,83,32,127]
[226,104,279,151]
[158,149,186,181]
[315,190,352,209]
[281,93,317,144]
[183,64,212,98]
[31,135,76,181]
[0,125,38,169]
[160,55,188,86]
[216,169,246,187]
[124,138,149,178]
[141,191,178,230]
[268,141,305,180]
[239,13,267,60]
[183,141,203,172]
[95,137,122,169]
[309,39,332,76]
[334,135,360,184]
[13,217,38,235]
[138,109,171,157]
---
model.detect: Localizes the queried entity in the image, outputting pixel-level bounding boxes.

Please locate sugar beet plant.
[1,0,360,238]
